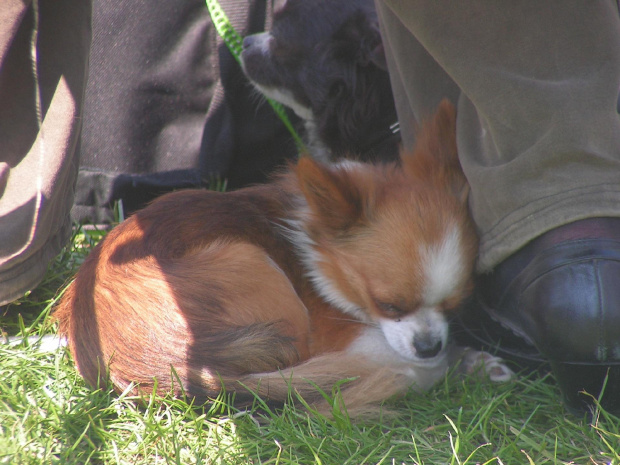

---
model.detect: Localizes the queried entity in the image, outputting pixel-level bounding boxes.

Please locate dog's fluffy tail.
[205,353,419,419]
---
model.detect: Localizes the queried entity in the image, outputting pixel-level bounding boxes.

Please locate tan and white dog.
[55,101,511,418]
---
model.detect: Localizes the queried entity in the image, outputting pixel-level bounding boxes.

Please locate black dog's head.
[240,0,399,162]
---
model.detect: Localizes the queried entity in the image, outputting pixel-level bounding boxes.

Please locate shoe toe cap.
[523,258,620,363]
[489,239,620,365]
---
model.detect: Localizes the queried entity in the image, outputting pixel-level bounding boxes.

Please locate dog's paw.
[459,348,514,383]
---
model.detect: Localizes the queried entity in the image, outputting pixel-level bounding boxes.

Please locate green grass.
[1,225,619,464]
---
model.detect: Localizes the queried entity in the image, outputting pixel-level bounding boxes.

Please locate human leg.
[0,0,91,305]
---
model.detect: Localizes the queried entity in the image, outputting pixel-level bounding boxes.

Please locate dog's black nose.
[413,338,443,359]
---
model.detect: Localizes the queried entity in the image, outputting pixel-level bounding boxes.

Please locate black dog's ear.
[332,10,384,70]
[314,8,397,160]
[355,13,387,70]
[366,42,387,71]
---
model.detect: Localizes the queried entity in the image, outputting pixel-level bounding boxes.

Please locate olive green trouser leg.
[375,0,620,270]
[0,0,91,305]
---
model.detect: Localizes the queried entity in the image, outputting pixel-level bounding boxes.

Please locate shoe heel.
[550,361,620,415]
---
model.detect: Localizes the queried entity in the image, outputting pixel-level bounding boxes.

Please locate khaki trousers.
[375,0,620,270]
[0,1,91,305]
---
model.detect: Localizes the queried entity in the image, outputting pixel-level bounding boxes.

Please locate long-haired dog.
[240,0,400,163]
[55,101,511,418]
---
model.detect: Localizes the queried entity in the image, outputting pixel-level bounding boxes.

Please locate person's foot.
[461,217,620,414]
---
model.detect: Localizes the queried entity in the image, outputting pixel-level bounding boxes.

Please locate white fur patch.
[301,121,331,162]
[459,348,514,383]
[278,218,369,322]
[422,226,465,305]
[240,32,314,121]
[333,159,366,171]
[346,324,450,391]
[251,84,314,121]
[249,32,272,55]
[378,308,449,363]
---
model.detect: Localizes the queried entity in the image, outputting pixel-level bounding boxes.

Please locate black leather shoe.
[460,218,620,414]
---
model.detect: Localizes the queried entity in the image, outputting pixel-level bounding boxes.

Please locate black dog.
[240,0,400,163]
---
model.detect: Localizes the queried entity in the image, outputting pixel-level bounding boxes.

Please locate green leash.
[205,0,306,152]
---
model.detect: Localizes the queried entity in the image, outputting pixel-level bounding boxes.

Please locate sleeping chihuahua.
[240,0,400,163]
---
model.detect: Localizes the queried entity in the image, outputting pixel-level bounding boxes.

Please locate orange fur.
[55,100,480,417]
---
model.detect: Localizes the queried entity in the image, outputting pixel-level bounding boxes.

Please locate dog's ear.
[366,42,388,71]
[295,157,369,231]
[402,99,470,203]
[355,13,387,71]
[334,10,384,70]
[317,11,395,158]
